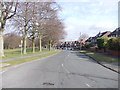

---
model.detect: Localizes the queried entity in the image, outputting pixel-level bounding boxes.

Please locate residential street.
[1,51,118,88]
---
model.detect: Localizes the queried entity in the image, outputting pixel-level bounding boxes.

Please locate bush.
[84,42,92,49]
[107,37,120,50]
[97,37,109,49]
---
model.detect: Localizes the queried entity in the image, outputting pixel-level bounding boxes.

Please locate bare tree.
[43,17,65,51]
[78,33,89,50]
[27,2,37,53]
[4,32,21,49]
[79,33,89,41]
[33,2,62,51]
[13,2,32,54]
[0,1,18,56]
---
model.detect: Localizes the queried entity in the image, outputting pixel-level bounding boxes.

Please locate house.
[86,31,111,46]
[56,40,86,50]
[95,31,111,37]
[108,27,120,37]
[86,37,93,42]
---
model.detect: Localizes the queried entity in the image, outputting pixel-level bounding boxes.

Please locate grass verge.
[1,50,61,69]
[80,50,118,63]
[2,48,53,60]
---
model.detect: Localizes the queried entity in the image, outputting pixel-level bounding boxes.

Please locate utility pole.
[79,32,82,50]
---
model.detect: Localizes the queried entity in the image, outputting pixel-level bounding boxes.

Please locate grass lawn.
[2,48,52,60]
[2,50,61,68]
[80,50,118,63]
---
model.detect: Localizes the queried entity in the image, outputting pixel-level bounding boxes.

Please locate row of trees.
[0,1,66,56]
[4,33,21,49]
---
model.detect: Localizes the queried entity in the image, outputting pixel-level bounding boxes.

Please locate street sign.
[21,40,23,44]
[19,45,22,48]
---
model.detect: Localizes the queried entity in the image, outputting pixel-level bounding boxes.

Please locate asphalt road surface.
[1,51,118,88]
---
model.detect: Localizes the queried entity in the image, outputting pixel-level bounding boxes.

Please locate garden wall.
[107,50,120,56]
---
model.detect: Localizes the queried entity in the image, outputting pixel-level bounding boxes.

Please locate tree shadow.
[70,51,119,67]
[70,51,98,64]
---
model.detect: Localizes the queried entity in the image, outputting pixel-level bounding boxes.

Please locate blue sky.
[57,0,119,41]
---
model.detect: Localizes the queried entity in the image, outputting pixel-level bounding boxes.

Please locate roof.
[108,27,120,37]
[111,28,120,34]
[95,31,111,38]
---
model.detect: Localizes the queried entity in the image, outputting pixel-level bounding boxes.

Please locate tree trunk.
[32,38,35,53]
[39,35,42,52]
[49,40,52,51]
[23,35,27,54]
[0,30,4,57]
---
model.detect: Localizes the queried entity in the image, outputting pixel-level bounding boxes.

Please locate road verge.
[80,50,119,74]
[1,50,61,69]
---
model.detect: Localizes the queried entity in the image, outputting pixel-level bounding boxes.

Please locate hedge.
[97,37,110,49]
[97,37,120,51]
[107,37,120,50]
[84,42,93,49]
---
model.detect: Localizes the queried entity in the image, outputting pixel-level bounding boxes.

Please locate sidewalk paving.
[100,62,118,72]
[93,53,119,72]
[81,51,119,74]
[93,52,119,72]
[0,63,10,67]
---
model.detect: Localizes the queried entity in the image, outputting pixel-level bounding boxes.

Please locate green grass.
[90,54,118,62]
[2,48,52,60]
[80,50,118,63]
[2,50,61,68]
[80,50,87,53]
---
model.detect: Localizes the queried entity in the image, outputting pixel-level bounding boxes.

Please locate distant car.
[67,47,71,50]
[67,47,73,50]
[62,47,67,50]
[71,48,74,50]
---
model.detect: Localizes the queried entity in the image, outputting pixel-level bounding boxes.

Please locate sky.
[4,0,119,41]
[57,0,119,41]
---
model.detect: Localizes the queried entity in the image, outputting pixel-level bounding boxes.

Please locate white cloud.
[59,0,118,41]
[57,0,90,2]
[96,22,117,29]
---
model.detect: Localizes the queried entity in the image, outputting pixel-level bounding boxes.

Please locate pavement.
[100,62,118,72]
[0,50,118,88]
[83,52,119,73]
[0,63,10,67]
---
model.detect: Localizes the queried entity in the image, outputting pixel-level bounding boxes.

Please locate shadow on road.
[70,51,98,64]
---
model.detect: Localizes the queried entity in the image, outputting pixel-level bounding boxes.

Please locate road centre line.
[0,70,6,74]
[61,64,70,73]
[85,83,91,87]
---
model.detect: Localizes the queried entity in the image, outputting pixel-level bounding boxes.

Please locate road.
[1,51,118,88]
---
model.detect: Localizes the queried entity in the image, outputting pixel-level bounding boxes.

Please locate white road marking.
[0,70,6,74]
[85,83,91,87]
[61,64,70,73]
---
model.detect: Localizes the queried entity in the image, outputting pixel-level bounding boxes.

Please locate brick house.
[86,31,111,46]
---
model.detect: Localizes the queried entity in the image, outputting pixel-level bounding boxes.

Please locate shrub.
[107,37,120,50]
[84,42,92,49]
[97,37,109,49]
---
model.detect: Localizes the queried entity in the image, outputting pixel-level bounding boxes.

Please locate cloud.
[58,0,118,41]
[57,0,90,2]
[96,22,117,29]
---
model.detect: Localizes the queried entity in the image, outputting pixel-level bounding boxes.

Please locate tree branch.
[7,2,18,19]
